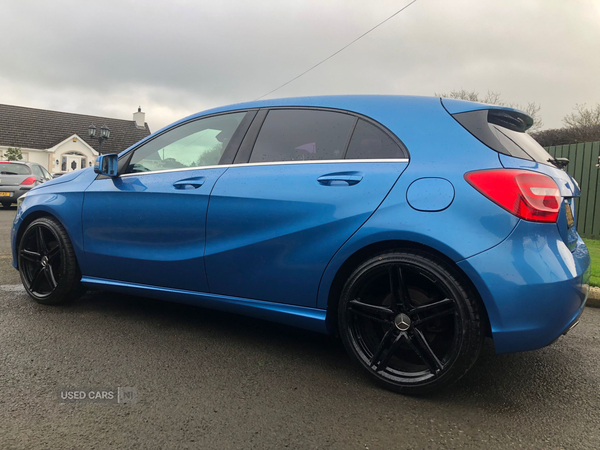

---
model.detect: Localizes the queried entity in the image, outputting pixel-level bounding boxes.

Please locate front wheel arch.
[15,211,57,268]
[17,215,85,304]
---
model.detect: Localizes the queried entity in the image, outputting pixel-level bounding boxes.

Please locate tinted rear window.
[250,109,355,163]
[453,109,554,166]
[493,125,554,165]
[0,163,31,175]
[346,119,405,159]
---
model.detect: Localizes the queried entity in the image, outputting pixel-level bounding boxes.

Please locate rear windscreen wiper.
[548,157,569,169]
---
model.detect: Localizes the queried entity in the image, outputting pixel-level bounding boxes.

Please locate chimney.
[133,106,145,128]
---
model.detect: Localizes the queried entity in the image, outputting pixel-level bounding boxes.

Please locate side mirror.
[94,154,119,177]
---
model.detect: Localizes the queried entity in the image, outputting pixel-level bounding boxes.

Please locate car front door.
[81,111,253,291]
[205,108,409,307]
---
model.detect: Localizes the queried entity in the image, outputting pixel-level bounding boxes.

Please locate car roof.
[0,161,38,166]
[171,95,441,130]
[179,95,525,127]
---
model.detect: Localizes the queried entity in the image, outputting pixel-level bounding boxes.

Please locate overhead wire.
[253,0,420,101]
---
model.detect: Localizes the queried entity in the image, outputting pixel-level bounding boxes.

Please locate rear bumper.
[458,220,590,354]
[0,186,31,204]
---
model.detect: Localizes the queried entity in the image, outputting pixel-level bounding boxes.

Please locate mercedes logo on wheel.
[394,313,411,331]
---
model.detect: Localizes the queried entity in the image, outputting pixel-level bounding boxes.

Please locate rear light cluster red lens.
[465,169,561,223]
[20,177,37,186]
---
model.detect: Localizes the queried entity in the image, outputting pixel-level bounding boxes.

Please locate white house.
[0,104,150,174]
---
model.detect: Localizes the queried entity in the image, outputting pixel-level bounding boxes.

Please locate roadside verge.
[588,287,600,308]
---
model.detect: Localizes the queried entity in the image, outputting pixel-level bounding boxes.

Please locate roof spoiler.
[441,98,534,132]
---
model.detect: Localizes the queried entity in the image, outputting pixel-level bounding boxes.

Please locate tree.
[5,147,23,161]
[535,103,600,146]
[563,103,600,128]
[195,144,224,167]
[434,89,543,132]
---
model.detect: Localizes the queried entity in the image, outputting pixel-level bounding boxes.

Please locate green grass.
[584,239,600,288]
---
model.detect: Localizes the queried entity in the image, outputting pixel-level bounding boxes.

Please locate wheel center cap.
[394,313,411,331]
[41,256,48,268]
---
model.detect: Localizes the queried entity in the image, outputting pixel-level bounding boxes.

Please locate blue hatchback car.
[11,96,591,394]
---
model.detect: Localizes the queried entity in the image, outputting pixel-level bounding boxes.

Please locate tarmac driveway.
[0,207,599,449]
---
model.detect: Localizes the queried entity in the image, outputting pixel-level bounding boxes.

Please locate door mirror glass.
[94,154,119,177]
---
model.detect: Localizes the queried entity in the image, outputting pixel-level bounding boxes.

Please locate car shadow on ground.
[40,288,593,414]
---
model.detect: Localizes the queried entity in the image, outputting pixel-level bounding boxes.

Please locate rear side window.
[249,109,354,163]
[346,120,405,159]
[32,165,44,178]
[0,163,31,175]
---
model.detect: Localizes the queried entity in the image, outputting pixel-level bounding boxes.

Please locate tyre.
[17,216,85,305]
[338,250,484,395]
[2,202,11,209]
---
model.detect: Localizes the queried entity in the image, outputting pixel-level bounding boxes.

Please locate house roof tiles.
[0,103,151,154]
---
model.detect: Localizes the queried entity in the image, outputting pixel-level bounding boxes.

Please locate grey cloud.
[1,0,598,131]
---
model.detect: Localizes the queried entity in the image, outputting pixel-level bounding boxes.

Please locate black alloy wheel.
[18,217,84,305]
[338,250,484,394]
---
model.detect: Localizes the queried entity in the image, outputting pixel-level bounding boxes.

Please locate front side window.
[249,109,355,163]
[346,120,405,159]
[126,112,247,174]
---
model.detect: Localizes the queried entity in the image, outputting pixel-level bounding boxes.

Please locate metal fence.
[545,141,600,239]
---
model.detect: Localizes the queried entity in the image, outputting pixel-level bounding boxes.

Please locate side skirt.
[81,276,329,334]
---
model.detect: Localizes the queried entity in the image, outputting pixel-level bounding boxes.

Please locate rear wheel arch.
[325,240,492,338]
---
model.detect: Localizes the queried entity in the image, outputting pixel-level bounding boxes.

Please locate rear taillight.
[465,169,560,223]
[20,177,37,186]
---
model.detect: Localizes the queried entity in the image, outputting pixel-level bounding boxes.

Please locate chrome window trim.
[118,158,410,178]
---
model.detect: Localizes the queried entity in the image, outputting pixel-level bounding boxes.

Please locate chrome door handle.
[173,177,205,190]
[317,174,363,186]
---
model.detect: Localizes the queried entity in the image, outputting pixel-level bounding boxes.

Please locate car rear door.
[205,108,409,307]
[81,111,254,291]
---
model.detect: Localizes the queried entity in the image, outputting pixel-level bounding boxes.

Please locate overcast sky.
[1,0,598,132]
